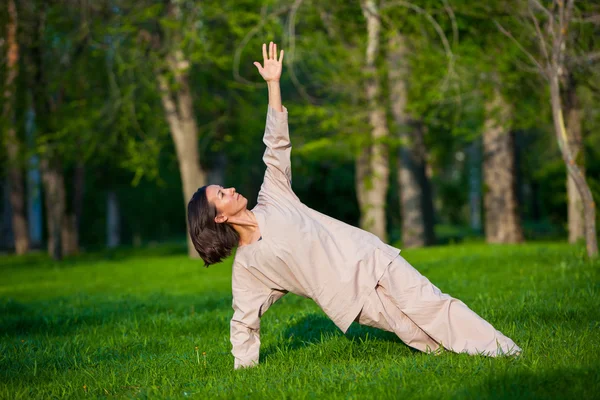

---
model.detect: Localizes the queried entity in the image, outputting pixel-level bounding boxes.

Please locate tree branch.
[564,0,576,34]
[572,14,600,24]
[529,0,554,21]
[232,5,292,88]
[287,0,319,104]
[442,0,458,47]
[494,20,546,76]
[378,0,456,93]
[569,51,600,66]
[528,4,550,65]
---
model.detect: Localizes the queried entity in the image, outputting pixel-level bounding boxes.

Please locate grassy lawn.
[1,242,599,399]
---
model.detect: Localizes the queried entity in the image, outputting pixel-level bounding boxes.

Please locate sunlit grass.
[1,242,599,399]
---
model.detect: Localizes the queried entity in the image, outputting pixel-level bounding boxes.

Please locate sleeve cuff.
[267,105,288,121]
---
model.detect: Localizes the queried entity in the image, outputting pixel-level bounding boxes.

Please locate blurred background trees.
[1,0,599,259]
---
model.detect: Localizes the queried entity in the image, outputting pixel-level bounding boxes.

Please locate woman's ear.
[215,214,228,224]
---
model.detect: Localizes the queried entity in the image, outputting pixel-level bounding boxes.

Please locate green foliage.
[1,242,599,398]
[5,0,599,247]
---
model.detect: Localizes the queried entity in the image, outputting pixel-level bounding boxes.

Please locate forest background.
[1,0,599,259]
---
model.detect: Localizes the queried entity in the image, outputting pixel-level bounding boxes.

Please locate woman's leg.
[378,255,522,357]
[356,286,441,354]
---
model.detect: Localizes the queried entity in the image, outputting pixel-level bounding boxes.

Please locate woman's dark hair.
[187,186,240,267]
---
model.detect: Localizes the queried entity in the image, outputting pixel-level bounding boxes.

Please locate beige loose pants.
[356,255,522,357]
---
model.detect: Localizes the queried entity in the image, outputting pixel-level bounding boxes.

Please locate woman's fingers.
[262,41,282,63]
[253,61,262,73]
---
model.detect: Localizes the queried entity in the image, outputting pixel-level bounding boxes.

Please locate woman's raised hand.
[253,41,284,82]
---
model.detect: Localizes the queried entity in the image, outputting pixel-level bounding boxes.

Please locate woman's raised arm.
[252,41,298,198]
[253,42,284,112]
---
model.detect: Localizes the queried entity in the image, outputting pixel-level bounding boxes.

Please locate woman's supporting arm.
[231,264,287,369]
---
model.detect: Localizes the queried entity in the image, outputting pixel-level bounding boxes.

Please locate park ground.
[1,242,599,399]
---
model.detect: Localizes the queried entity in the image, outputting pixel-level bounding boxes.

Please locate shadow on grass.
[454,366,599,399]
[261,313,412,363]
[0,291,231,338]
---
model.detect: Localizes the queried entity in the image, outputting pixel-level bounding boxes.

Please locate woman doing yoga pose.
[187,42,522,369]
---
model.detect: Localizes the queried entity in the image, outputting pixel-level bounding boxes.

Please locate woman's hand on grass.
[253,41,284,82]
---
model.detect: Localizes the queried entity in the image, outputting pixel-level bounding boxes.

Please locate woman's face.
[206,185,247,223]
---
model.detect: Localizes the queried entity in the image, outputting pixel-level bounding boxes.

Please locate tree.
[154,2,206,258]
[387,31,435,247]
[358,0,390,241]
[482,84,524,243]
[20,0,112,259]
[564,73,585,243]
[133,0,242,257]
[2,0,29,254]
[497,0,598,257]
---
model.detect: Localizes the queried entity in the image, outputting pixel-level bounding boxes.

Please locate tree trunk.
[1,178,14,250]
[23,1,66,260]
[387,32,435,247]
[157,52,206,258]
[25,98,43,249]
[73,161,85,244]
[468,140,482,232]
[62,161,85,255]
[483,87,524,243]
[40,158,66,260]
[563,78,585,243]
[358,0,389,242]
[549,73,597,257]
[106,190,120,248]
[3,0,29,254]
[62,213,77,255]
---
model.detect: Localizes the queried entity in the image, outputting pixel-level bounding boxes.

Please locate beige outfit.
[356,256,522,357]
[230,106,521,369]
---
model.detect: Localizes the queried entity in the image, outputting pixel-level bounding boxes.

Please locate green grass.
[1,242,599,399]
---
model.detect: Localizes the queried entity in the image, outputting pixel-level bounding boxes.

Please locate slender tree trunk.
[157,51,206,258]
[106,190,120,248]
[483,87,524,243]
[358,0,389,242]
[73,161,85,244]
[25,96,43,249]
[468,140,482,232]
[3,0,29,254]
[62,213,77,255]
[563,78,585,243]
[355,147,370,228]
[61,161,84,255]
[40,158,66,260]
[549,72,597,257]
[1,179,14,250]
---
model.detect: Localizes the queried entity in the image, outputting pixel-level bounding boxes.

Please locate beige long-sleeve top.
[230,105,401,369]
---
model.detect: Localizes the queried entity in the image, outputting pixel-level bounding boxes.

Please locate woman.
[187,42,522,369]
